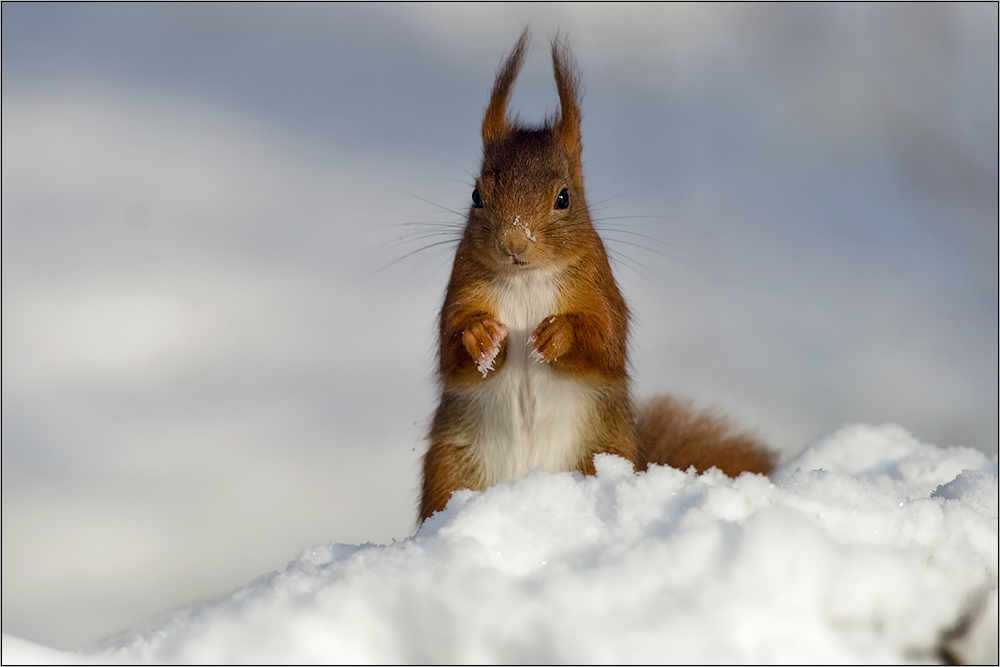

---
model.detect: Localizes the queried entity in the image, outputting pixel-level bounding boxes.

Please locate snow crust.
[4,424,997,664]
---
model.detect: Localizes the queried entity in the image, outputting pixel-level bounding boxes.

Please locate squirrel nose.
[498,225,529,258]
[499,237,528,259]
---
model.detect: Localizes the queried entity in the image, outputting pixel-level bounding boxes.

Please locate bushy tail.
[636,395,776,477]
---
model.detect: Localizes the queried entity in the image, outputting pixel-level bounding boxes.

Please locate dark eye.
[555,188,569,210]
[472,188,483,208]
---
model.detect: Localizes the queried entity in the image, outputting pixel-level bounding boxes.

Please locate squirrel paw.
[530,315,574,363]
[463,319,507,377]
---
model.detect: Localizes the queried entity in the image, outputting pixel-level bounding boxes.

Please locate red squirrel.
[420,31,774,522]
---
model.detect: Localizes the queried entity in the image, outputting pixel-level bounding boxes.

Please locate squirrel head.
[465,30,598,274]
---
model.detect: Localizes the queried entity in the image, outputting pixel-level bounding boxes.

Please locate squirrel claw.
[476,346,499,377]
[464,319,507,378]
[530,315,573,363]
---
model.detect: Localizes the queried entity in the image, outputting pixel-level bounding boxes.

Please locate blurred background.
[2,2,996,651]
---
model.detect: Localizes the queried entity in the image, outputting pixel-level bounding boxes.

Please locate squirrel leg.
[462,319,507,377]
[529,315,574,362]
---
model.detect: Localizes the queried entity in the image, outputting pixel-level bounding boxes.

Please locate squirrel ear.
[482,29,530,148]
[551,36,583,186]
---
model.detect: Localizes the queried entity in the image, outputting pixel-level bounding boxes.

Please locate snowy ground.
[3,423,996,664]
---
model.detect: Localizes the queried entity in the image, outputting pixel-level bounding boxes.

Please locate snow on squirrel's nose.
[498,215,530,258]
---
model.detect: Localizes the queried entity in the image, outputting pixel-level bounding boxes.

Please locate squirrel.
[419,31,774,522]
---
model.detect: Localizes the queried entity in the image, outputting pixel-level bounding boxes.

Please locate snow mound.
[7,424,999,664]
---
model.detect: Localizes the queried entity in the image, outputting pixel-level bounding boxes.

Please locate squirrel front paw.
[463,319,507,377]
[530,315,574,363]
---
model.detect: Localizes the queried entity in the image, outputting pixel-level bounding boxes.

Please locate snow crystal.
[513,214,537,242]
[3,424,996,664]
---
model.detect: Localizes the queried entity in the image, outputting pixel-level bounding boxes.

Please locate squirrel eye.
[555,188,569,210]
[472,188,483,208]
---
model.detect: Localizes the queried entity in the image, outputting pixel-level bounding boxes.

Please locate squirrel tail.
[636,395,776,477]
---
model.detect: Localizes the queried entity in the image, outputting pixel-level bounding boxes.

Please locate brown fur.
[636,396,776,477]
[419,31,775,523]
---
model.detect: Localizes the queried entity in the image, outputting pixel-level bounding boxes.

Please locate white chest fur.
[467,271,593,487]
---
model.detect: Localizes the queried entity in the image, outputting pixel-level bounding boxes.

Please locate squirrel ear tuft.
[482,29,530,148]
[551,35,584,186]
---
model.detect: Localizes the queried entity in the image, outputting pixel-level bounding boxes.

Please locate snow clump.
[3,423,997,664]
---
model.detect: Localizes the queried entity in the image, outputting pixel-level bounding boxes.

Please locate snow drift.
[3,423,997,664]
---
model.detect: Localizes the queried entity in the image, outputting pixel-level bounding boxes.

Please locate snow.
[3,423,997,664]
